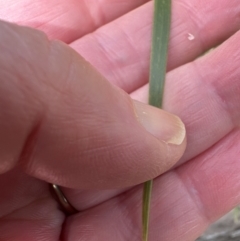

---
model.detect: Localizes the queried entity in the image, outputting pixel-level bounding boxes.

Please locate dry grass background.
[197,208,240,241]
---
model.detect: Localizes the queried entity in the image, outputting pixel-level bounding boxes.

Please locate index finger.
[0,0,149,43]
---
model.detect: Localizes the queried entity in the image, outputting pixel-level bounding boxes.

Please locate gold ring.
[50,184,78,215]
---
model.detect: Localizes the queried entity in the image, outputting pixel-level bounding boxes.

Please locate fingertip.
[133,100,186,145]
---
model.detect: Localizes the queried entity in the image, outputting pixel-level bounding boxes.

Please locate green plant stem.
[149,0,171,108]
[142,180,153,241]
[142,0,172,241]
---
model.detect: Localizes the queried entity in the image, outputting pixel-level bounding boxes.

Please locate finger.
[62,188,128,211]
[61,27,240,210]
[0,0,149,43]
[63,130,240,241]
[0,21,186,189]
[131,29,240,165]
[0,168,63,240]
[70,0,240,92]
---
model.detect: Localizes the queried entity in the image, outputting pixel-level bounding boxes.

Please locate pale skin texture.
[0,0,240,240]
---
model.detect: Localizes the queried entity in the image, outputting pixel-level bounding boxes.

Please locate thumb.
[0,20,186,189]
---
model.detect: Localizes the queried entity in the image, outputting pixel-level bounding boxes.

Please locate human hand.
[0,1,240,240]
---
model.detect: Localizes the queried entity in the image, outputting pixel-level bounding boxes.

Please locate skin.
[0,0,240,240]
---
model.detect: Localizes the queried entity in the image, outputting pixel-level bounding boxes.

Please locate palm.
[0,0,240,240]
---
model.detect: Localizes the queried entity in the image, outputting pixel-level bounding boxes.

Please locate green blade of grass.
[142,1,172,241]
[142,180,153,241]
[149,0,171,108]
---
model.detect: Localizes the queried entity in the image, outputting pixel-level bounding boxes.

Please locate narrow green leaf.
[149,0,171,108]
[142,1,172,241]
[142,180,153,241]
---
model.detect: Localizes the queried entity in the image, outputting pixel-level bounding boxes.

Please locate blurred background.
[197,208,240,241]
